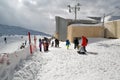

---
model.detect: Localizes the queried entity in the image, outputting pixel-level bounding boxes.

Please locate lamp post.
[68,3,81,20]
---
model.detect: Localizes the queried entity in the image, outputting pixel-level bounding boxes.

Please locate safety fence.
[0,43,37,80]
[0,32,38,80]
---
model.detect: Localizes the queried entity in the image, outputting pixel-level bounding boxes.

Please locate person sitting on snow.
[20,43,25,49]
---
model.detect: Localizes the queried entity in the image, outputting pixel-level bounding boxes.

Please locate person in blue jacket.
[66,39,70,49]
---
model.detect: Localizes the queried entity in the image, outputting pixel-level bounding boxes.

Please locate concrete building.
[55,16,72,41]
[67,24,104,42]
[104,20,120,38]
[55,16,99,41]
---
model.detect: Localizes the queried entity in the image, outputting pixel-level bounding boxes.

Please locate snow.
[0,35,28,53]
[104,16,120,22]
[69,23,102,27]
[0,35,120,80]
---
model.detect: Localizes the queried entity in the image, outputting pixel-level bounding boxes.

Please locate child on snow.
[66,39,70,49]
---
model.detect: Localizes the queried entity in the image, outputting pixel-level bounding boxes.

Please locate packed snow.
[0,35,120,80]
[0,35,28,53]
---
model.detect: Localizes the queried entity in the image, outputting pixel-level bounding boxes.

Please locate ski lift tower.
[67,3,81,21]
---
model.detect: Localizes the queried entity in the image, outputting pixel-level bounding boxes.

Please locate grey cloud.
[0,0,120,34]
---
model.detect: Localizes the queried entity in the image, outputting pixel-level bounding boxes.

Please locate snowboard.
[77,51,86,54]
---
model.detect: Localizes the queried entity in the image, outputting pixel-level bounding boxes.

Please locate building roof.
[69,23,102,27]
[104,16,120,22]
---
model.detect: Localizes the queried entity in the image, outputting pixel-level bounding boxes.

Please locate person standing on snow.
[51,38,54,47]
[43,37,49,52]
[66,39,70,49]
[78,36,88,54]
[73,38,79,49]
[4,37,7,43]
[55,38,59,47]
[39,38,43,52]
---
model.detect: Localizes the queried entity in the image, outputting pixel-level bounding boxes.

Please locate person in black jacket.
[73,38,79,49]
[55,38,59,47]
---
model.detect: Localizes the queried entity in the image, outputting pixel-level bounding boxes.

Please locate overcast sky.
[0,0,120,35]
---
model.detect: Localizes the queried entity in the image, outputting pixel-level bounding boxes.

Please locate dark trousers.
[74,44,78,49]
[40,47,42,52]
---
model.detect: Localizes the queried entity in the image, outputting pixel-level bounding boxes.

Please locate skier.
[66,39,70,49]
[78,36,88,54]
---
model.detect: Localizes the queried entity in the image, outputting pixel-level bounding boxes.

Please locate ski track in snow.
[12,39,120,80]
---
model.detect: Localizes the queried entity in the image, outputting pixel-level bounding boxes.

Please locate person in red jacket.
[78,36,88,54]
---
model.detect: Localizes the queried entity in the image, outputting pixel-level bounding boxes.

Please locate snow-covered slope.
[0,36,120,80]
[13,37,120,80]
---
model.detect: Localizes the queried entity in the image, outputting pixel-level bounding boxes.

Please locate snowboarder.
[66,39,70,49]
[78,36,88,54]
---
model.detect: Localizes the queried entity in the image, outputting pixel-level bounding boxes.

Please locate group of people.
[39,37,60,52]
[66,36,88,54]
[39,35,88,54]
[3,35,88,54]
[39,37,50,52]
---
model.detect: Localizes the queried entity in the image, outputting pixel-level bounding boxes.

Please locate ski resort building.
[55,16,120,42]
[67,24,104,42]
[55,16,101,41]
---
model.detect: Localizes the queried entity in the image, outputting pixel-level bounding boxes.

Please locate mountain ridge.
[0,24,51,36]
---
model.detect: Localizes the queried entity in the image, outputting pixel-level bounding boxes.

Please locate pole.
[103,13,105,27]
[28,32,32,54]
[34,35,37,50]
[103,14,106,38]
[75,6,77,20]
